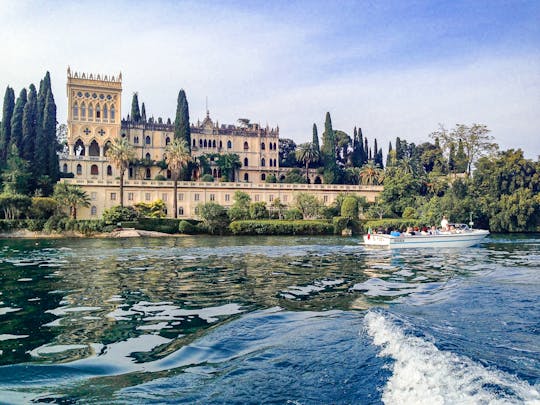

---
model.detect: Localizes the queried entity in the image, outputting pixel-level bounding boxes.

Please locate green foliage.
[228,191,251,221]
[53,183,90,219]
[295,192,322,219]
[0,193,32,219]
[365,218,424,232]
[29,197,58,219]
[282,168,306,184]
[1,144,30,194]
[284,208,303,220]
[380,167,422,217]
[179,220,197,234]
[229,220,333,235]
[198,202,230,235]
[134,199,167,218]
[154,174,167,181]
[1,86,15,164]
[340,196,359,219]
[249,201,269,219]
[332,216,362,235]
[488,188,540,232]
[174,89,191,151]
[131,92,141,122]
[102,205,139,224]
[216,153,241,182]
[278,138,298,167]
[402,207,418,219]
[265,174,277,183]
[200,174,214,182]
[134,218,181,234]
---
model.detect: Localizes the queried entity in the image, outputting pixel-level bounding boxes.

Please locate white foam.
[0,334,29,341]
[364,311,540,405]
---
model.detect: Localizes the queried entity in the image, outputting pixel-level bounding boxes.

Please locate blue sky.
[1,0,539,156]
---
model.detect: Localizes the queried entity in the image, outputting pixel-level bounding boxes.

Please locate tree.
[134,199,167,218]
[312,123,320,165]
[295,142,320,182]
[10,88,27,152]
[279,138,297,167]
[141,102,147,123]
[249,201,269,219]
[282,168,306,183]
[1,144,30,194]
[199,202,230,234]
[455,139,467,173]
[0,86,15,164]
[53,183,90,219]
[359,162,384,185]
[22,84,38,165]
[216,153,241,182]
[341,196,359,219]
[106,137,135,207]
[131,92,141,122]
[295,192,322,219]
[164,138,191,218]
[321,112,339,183]
[228,190,251,221]
[174,89,191,151]
[0,193,31,219]
[335,130,351,165]
[270,197,286,219]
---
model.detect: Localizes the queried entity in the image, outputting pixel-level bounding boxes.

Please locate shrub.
[332,216,362,235]
[200,174,214,182]
[341,196,359,219]
[249,202,269,220]
[26,219,46,231]
[154,174,167,181]
[265,174,277,183]
[43,214,69,234]
[102,206,139,224]
[136,218,181,234]
[179,220,197,234]
[229,220,333,235]
[29,197,59,219]
[402,207,418,219]
[365,218,424,232]
[198,202,230,234]
[134,200,167,218]
[284,208,303,220]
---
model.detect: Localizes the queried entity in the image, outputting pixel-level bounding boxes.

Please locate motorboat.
[362,224,489,249]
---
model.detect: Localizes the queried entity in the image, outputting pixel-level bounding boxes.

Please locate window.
[324,195,329,203]
[162,193,168,202]
[145,168,151,178]
[134,136,139,144]
[244,173,249,181]
[261,142,266,150]
[269,195,274,202]
[111,192,117,201]
[88,103,93,119]
[254,195,260,202]
[193,139,196,147]
[89,140,99,157]
[219,140,223,148]
[145,153,151,160]
[128,192,134,201]
[212,140,216,148]
[244,157,248,167]
[269,142,273,150]
[81,102,86,119]
[283,195,288,202]
[261,173,266,181]
[166,137,171,145]
[91,192,97,200]
[107,165,112,176]
[90,206,97,216]
[76,164,82,175]
[244,141,249,150]
[96,104,101,119]
[145,193,151,201]
[110,105,115,121]
[179,193,184,201]
[199,139,203,147]
[210,194,215,201]
[103,105,108,119]
[145,136,151,145]
[194,193,200,201]
[269,159,273,167]
[62,163,68,173]
[203,140,207,148]
[261,158,266,167]
[225,194,230,202]
[227,140,232,149]
[73,102,78,119]
[178,207,184,215]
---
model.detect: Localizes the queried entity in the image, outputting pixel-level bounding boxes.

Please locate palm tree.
[106,138,135,207]
[295,142,320,183]
[217,153,241,182]
[164,138,191,218]
[359,162,384,185]
[53,183,90,219]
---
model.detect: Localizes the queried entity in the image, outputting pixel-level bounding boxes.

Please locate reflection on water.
[0,234,538,403]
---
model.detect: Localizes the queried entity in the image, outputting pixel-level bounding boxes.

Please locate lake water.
[0,234,538,404]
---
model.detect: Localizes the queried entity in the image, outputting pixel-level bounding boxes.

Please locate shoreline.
[0,228,186,239]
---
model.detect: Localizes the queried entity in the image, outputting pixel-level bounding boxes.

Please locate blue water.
[0,235,538,404]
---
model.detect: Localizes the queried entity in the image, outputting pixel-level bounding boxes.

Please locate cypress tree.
[312,123,320,166]
[22,84,38,163]
[358,128,365,165]
[141,102,147,123]
[386,141,393,167]
[368,147,372,161]
[364,137,369,162]
[321,112,339,183]
[374,138,378,161]
[395,136,402,160]
[131,93,141,122]
[351,127,360,166]
[44,89,59,182]
[174,89,191,152]
[376,148,384,169]
[1,86,15,164]
[456,139,467,173]
[10,88,27,152]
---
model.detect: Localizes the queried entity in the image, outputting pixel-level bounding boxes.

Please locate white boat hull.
[363,230,490,249]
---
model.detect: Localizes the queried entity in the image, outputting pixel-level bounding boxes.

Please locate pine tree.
[321,112,339,183]
[22,84,38,164]
[312,123,320,165]
[174,89,191,152]
[141,102,147,123]
[10,88,27,153]
[131,92,141,122]
[0,86,15,164]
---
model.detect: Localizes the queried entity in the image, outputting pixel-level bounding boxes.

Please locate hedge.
[332,216,362,235]
[364,218,425,232]
[0,218,105,235]
[229,220,333,235]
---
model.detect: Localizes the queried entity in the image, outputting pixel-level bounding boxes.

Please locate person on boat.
[405,226,416,235]
[430,225,439,235]
[440,215,449,231]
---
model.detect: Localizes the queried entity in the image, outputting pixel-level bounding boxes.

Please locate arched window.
[244,141,249,150]
[145,136,151,145]
[314,176,322,184]
[103,104,108,119]
[107,165,112,176]
[219,140,223,148]
[273,143,277,150]
[103,141,111,156]
[91,206,97,216]
[273,159,277,167]
[213,168,218,177]
[129,166,133,178]
[261,142,266,150]
[88,103,93,120]
[76,164,82,175]
[145,152,151,160]
[244,173,249,181]
[166,170,171,179]
[89,140,99,156]
[227,140,232,149]
[269,159,273,167]
[62,163,68,173]
[178,207,184,216]
[166,137,171,145]
[212,140,216,148]
[81,102,86,119]
[90,164,99,175]
[110,105,115,121]
[261,173,266,181]
[261,158,266,167]
[74,139,85,156]
[203,139,207,148]
[269,142,273,150]
[73,102,79,119]
[145,168,151,179]
[244,157,248,167]
[96,104,101,119]
[193,139,196,147]
[134,136,139,144]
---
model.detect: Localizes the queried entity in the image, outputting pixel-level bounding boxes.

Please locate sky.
[1,0,539,157]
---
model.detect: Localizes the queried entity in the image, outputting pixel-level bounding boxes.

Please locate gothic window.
[134,136,139,144]
[89,140,99,156]
[88,103,93,120]
[203,140,207,148]
[74,139,85,156]
[244,173,249,181]
[91,206,97,216]
[219,140,222,148]
[110,105,115,121]
[62,163,68,173]
[212,140,216,148]
[213,168,218,177]
[107,165,112,176]
[145,168,151,178]
[145,136,151,145]
[244,157,248,166]
[76,164,82,175]
[103,104,108,119]
[261,142,266,150]
[167,170,171,179]
[199,139,203,147]
[193,139,196,147]
[261,173,266,181]
[244,141,249,150]
[274,143,277,150]
[90,164,99,175]
[96,104,101,119]
[269,143,272,150]
[261,158,266,167]
[269,159,273,167]
[145,153,151,160]
[73,102,79,119]
[81,102,86,119]
[166,137,171,145]
[227,140,232,148]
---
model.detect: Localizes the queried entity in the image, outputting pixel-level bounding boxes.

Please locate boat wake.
[364,310,540,405]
